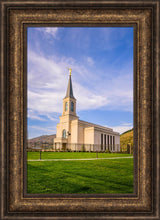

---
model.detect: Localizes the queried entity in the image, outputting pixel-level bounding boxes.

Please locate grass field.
[27,151,133,160]
[27,152,133,194]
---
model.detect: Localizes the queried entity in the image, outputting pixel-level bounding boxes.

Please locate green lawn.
[27,152,133,194]
[27,151,132,160]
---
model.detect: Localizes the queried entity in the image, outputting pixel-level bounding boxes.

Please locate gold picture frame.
[0,0,159,219]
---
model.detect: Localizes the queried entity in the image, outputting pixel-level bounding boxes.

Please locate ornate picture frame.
[0,0,159,219]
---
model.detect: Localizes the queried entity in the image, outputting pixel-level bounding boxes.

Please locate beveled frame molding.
[0,0,159,219]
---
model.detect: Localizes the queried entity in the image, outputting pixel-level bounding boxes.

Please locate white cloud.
[109,123,133,134]
[36,27,58,38]
[29,125,56,133]
[27,49,133,121]
[46,114,59,121]
[27,49,106,117]
[74,82,109,111]
[28,109,47,121]
[87,57,94,66]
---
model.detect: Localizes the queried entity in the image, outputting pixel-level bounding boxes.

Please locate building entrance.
[62,143,66,151]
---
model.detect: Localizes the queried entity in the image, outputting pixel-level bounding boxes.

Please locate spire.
[65,68,75,99]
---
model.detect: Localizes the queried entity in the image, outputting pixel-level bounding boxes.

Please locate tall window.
[65,102,68,111]
[104,134,106,150]
[101,134,103,150]
[113,136,115,151]
[110,136,112,151]
[107,135,109,150]
[62,129,66,138]
[71,102,74,112]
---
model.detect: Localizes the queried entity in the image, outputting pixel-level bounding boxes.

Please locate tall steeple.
[65,68,75,99]
[62,68,77,116]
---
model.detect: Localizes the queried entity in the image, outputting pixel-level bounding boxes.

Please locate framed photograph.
[26,26,134,195]
[0,0,159,219]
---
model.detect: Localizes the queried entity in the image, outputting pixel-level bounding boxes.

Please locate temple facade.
[54,69,120,152]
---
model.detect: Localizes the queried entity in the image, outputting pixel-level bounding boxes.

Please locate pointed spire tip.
[64,68,75,99]
[68,67,72,76]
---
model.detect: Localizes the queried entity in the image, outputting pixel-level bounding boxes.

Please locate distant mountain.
[28,134,56,143]
[120,129,133,152]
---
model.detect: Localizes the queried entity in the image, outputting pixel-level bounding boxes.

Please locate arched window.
[65,102,68,111]
[71,102,74,112]
[62,129,66,138]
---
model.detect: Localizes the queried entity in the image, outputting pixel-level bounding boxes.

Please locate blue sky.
[27,27,133,139]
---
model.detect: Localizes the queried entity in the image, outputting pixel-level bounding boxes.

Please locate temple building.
[54,69,120,152]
